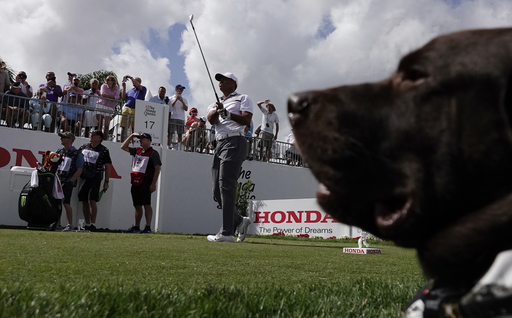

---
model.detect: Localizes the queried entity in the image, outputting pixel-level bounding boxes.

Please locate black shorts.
[62,181,74,204]
[78,178,101,202]
[131,185,152,206]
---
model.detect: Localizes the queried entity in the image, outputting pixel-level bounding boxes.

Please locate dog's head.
[288,28,512,251]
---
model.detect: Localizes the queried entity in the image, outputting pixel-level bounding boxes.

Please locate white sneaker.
[62,224,73,232]
[207,234,234,243]
[236,217,251,242]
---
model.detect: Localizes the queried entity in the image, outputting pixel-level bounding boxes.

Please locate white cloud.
[2,0,512,139]
[103,39,170,96]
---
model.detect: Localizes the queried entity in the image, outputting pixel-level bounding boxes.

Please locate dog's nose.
[288,92,312,125]
[288,92,312,114]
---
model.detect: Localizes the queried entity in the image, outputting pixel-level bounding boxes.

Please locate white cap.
[215,72,238,84]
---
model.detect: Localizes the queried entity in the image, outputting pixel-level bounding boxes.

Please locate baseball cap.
[137,132,152,141]
[215,72,238,84]
[11,81,22,89]
[91,130,104,139]
[200,116,207,122]
[67,72,77,77]
[175,84,186,90]
[190,108,198,113]
[58,131,76,141]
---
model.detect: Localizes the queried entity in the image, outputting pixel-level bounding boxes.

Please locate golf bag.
[18,151,63,230]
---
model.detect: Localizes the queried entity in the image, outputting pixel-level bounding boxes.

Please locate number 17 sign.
[134,100,169,146]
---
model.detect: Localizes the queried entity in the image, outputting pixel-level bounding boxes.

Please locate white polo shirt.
[260,107,279,134]
[170,95,188,120]
[207,92,253,136]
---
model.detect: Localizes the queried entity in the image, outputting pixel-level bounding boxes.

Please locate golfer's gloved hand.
[218,108,231,120]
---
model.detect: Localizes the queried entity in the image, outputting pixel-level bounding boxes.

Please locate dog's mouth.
[317,182,414,238]
[374,197,413,234]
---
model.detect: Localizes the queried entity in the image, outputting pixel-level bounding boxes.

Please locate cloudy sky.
[2,0,512,139]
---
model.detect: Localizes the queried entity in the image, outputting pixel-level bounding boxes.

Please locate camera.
[49,76,56,82]
[92,87,97,93]
[164,96,169,104]
[122,76,128,83]
[19,73,27,81]
[266,123,270,128]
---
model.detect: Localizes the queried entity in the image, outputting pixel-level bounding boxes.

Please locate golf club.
[189,14,220,103]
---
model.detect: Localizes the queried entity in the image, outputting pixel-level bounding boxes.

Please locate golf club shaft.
[190,20,220,103]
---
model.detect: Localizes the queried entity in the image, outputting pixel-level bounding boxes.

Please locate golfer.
[206,72,253,243]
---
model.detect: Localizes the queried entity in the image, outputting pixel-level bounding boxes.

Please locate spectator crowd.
[0,65,302,165]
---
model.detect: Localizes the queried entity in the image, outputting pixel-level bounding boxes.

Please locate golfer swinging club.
[206,72,253,243]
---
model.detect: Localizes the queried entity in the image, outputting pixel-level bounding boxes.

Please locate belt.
[216,132,244,141]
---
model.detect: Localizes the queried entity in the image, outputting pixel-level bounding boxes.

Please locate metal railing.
[1,92,305,167]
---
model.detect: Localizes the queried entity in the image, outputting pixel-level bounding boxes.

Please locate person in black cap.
[56,131,84,231]
[168,84,188,150]
[77,130,112,231]
[121,132,161,234]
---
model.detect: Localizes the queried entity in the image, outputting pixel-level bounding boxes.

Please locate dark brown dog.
[288,28,512,314]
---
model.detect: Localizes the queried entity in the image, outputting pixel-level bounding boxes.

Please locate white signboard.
[134,100,168,145]
[250,198,359,239]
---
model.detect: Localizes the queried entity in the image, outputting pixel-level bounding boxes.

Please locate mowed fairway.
[0,229,426,317]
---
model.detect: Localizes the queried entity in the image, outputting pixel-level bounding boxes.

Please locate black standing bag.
[18,152,63,230]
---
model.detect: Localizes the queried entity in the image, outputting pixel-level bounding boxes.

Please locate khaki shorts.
[121,106,135,128]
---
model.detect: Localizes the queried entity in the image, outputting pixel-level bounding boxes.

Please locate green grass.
[0,230,426,317]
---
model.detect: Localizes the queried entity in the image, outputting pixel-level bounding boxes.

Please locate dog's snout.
[288,92,314,126]
[288,92,312,114]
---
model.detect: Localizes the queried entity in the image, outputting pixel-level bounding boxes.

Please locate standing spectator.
[58,93,83,136]
[29,87,52,131]
[56,132,84,232]
[121,75,146,142]
[3,81,29,128]
[256,100,279,162]
[169,84,188,150]
[206,72,253,243]
[121,133,161,234]
[78,130,112,231]
[186,107,199,129]
[39,71,63,132]
[64,72,76,88]
[148,86,169,105]
[245,120,254,160]
[62,72,76,102]
[16,71,33,98]
[63,76,84,104]
[0,61,10,93]
[185,116,207,152]
[82,78,101,137]
[285,129,302,166]
[97,75,119,140]
[39,71,63,102]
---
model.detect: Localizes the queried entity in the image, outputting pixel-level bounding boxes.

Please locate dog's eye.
[402,69,429,82]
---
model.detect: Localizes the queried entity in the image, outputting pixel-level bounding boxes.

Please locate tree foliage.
[79,70,120,91]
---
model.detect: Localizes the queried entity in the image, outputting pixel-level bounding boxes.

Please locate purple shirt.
[39,84,62,102]
[124,86,147,109]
